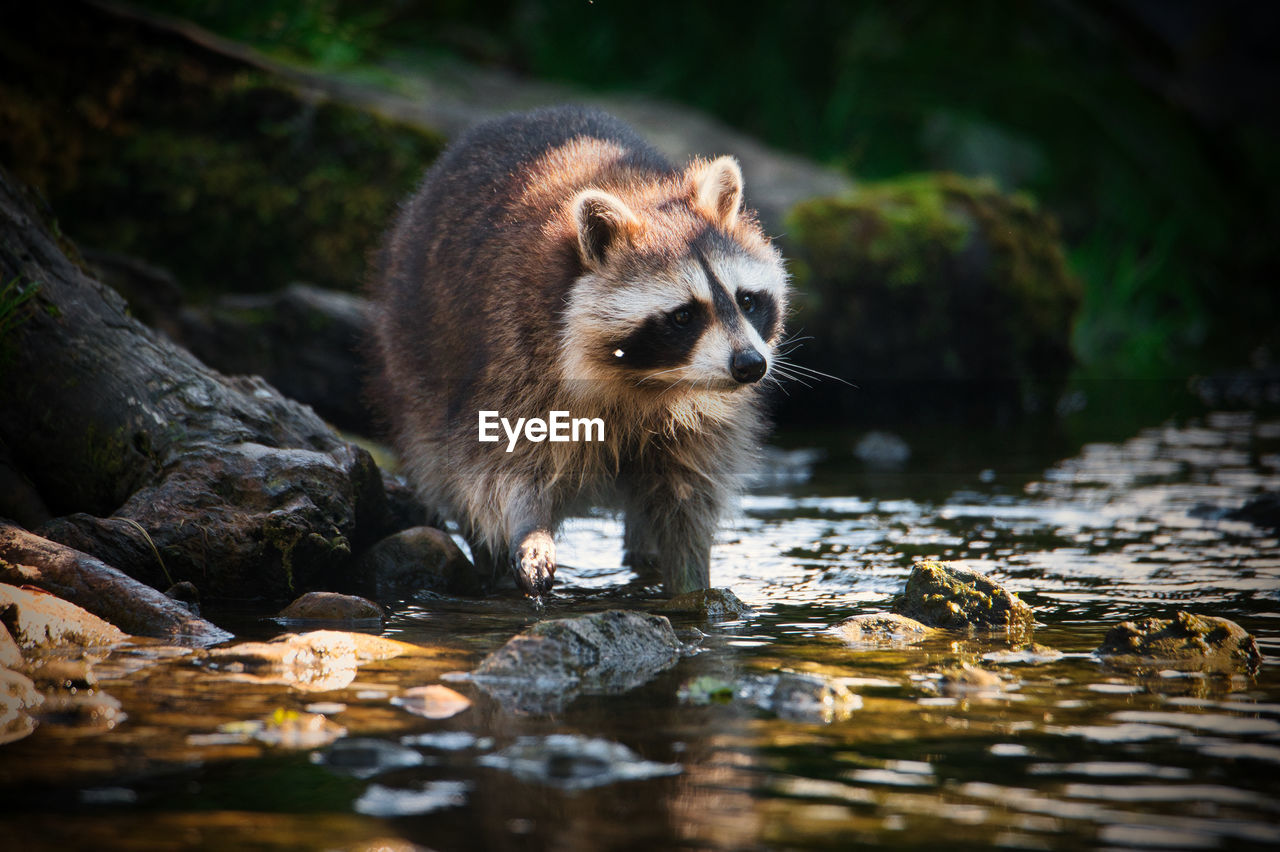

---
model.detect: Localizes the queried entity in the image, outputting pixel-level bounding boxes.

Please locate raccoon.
[367,105,788,596]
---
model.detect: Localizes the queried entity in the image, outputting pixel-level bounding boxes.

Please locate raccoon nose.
[730,349,767,384]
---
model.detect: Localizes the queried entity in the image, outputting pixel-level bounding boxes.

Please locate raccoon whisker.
[762,374,792,396]
[766,364,813,388]
[772,358,853,387]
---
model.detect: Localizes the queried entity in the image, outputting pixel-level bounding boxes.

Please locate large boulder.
[785,173,1080,421]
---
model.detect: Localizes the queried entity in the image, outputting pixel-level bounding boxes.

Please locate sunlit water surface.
[2,407,1279,850]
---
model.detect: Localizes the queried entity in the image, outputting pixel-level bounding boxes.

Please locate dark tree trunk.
[0,168,408,601]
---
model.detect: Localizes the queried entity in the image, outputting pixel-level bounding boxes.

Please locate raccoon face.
[560,158,788,400]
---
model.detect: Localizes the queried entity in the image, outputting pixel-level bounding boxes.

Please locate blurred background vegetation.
[129,0,1279,384]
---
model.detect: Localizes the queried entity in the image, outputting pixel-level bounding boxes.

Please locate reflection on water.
[2,408,1279,850]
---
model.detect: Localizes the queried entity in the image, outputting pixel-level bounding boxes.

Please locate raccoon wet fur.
[367,105,789,596]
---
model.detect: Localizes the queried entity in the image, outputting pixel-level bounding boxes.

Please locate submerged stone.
[736,671,863,724]
[835,612,936,646]
[313,737,428,779]
[935,664,1010,695]
[277,591,384,622]
[391,684,471,720]
[894,561,1034,638]
[199,629,419,692]
[477,734,681,790]
[657,588,754,621]
[1096,611,1262,674]
[470,610,685,713]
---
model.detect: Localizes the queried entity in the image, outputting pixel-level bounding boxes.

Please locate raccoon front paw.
[512,530,556,597]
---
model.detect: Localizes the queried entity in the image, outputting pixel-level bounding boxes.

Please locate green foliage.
[0,277,40,340]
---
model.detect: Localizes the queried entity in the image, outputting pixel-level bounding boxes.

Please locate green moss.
[895,560,1034,638]
[1098,611,1262,673]
[0,5,445,296]
[0,277,42,371]
[787,173,1080,413]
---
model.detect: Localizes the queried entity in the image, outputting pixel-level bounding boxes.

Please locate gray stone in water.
[657,588,754,621]
[277,591,384,622]
[894,560,1034,638]
[471,610,685,714]
[314,737,428,779]
[835,612,935,646]
[854,431,912,468]
[737,671,862,724]
[1096,611,1262,674]
[356,526,477,599]
[478,734,681,790]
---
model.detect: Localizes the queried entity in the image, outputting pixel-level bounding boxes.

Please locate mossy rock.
[1097,611,1262,674]
[656,587,753,621]
[893,560,1034,639]
[785,173,1080,418]
[0,3,444,296]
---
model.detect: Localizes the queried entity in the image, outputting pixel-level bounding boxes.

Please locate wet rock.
[935,665,1009,695]
[314,737,429,779]
[0,667,43,745]
[1224,492,1280,531]
[0,583,127,649]
[164,581,201,615]
[0,622,21,668]
[1096,611,1262,674]
[982,644,1065,665]
[786,174,1080,421]
[354,781,470,817]
[200,630,419,692]
[0,525,230,646]
[0,168,408,605]
[835,612,936,646]
[657,588,754,621]
[277,591,384,623]
[477,734,681,790]
[736,671,863,724]
[355,526,477,600]
[894,561,1034,639]
[391,684,471,720]
[470,610,685,713]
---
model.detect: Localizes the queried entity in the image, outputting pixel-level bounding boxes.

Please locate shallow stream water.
[3,396,1279,850]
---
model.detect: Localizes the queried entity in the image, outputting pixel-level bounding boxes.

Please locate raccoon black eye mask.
[368,105,789,597]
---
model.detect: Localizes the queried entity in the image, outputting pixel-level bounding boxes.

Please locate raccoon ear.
[573,189,640,267]
[691,155,744,228]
